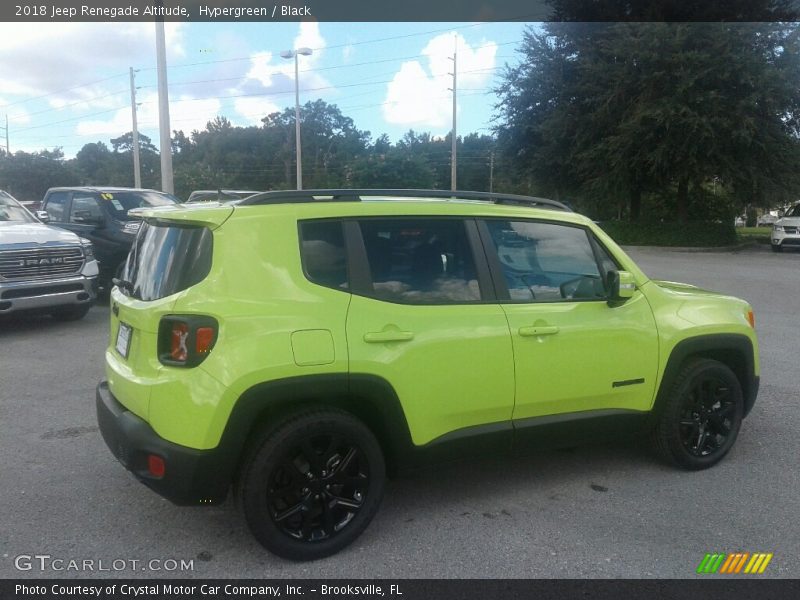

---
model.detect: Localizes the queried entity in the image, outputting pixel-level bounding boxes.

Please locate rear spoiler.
[128,203,234,229]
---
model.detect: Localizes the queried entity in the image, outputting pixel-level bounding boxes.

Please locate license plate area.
[115,322,132,358]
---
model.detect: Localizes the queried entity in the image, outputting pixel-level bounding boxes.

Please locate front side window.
[359,218,481,304]
[45,191,70,222]
[485,220,605,302]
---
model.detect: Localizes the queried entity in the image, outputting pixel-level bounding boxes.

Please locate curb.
[621,242,766,253]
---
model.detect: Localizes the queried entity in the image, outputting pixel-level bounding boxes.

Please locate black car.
[40,187,177,288]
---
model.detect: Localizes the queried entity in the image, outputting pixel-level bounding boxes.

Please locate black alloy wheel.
[267,434,370,542]
[653,358,744,470]
[239,408,385,560]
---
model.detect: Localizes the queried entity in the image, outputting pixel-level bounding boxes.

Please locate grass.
[737,227,771,244]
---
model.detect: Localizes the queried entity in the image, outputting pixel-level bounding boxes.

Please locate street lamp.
[280,47,313,190]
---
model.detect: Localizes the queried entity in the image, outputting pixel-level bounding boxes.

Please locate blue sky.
[0,21,532,158]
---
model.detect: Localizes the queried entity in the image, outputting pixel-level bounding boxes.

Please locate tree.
[495,2,800,221]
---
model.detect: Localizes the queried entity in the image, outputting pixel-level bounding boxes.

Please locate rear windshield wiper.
[112,277,134,295]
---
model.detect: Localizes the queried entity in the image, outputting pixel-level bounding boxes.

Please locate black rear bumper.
[95,380,230,505]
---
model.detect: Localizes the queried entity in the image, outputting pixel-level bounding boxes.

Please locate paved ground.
[1,245,797,579]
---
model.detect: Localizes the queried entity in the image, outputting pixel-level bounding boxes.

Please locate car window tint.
[486,220,604,302]
[70,195,103,224]
[45,191,70,222]
[359,219,481,304]
[299,220,348,290]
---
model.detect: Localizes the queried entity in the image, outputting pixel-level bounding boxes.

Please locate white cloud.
[76,92,221,138]
[232,22,332,124]
[0,23,185,107]
[233,98,281,125]
[383,33,497,128]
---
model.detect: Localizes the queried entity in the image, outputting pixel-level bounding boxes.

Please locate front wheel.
[238,408,385,560]
[771,244,782,253]
[652,358,744,470]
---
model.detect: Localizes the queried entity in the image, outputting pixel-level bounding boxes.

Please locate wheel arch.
[653,334,758,420]
[215,374,415,490]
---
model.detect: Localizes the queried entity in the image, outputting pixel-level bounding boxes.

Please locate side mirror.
[35,210,50,223]
[607,270,636,305]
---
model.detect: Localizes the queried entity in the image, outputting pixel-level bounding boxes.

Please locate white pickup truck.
[0,190,98,320]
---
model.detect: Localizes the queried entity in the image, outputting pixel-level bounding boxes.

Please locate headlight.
[773,225,783,232]
[79,237,95,260]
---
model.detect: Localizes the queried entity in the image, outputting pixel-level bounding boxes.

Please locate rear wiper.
[112,277,134,295]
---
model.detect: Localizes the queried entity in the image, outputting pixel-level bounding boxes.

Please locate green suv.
[96,190,759,560]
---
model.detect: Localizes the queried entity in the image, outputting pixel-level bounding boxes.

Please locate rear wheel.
[238,408,385,560]
[652,358,743,470]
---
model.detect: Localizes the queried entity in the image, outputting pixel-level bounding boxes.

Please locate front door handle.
[363,330,415,343]
[518,325,560,337]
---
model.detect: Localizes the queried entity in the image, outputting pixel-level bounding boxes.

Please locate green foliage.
[0,148,80,201]
[495,14,800,222]
[599,221,738,247]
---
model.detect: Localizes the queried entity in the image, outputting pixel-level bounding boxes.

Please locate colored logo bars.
[697,552,773,574]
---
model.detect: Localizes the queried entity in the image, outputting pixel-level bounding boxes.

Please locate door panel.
[345,217,514,446]
[479,218,659,420]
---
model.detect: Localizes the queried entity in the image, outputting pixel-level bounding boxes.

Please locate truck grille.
[783,226,798,234]
[0,246,84,280]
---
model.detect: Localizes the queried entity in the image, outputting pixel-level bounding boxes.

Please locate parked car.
[0,190,97,320]
[186,189,261,203]
[97,189,759,560]
[40,187,177,289]
[771,202,800,252]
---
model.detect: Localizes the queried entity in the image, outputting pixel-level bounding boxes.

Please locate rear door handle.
[518,325,560,337]
[363,330,415,343]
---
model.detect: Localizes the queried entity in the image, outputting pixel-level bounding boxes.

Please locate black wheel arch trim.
[653,333,758,421]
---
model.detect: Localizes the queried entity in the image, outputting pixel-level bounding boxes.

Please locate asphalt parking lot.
[1,246,798,579]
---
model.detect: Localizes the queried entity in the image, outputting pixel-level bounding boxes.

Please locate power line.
[0,72,128,110]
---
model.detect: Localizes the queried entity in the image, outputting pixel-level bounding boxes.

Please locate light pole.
[280,47,313,190]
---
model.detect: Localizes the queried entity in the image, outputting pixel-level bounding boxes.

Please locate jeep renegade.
[96,189,759,560]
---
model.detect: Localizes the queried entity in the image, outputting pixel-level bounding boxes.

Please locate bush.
[599,221,738,247]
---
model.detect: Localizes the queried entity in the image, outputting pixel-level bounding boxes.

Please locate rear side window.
[358,218,481,304]
[299,220,348,290]
[485,220,605,302]
[121,223,212,301]
[45,191,70,222]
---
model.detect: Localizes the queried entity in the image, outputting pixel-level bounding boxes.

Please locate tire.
[652,358,744,470]
[237,407,385,561]
[51,304,91,321]
[771,244,782,253]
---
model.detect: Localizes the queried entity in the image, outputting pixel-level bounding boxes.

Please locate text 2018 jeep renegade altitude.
[96,190,759,560]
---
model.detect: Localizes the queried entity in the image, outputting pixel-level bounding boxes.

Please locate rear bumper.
[0,275,95,314]
[95,380,231,505]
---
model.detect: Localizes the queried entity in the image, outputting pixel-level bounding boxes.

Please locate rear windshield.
[120,222,212,301]
[99,190,177,220]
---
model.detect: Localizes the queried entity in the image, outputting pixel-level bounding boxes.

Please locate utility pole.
[1,115,9,154]
[155,16,174,194]
[280,48,312,190]
[448,36,457,191]
[489,151,494,193]
[129,67,142,188]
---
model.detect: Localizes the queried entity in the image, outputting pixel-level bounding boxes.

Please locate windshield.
[786,204,800,218]
[0,191,36,223]
[99,190,177,220]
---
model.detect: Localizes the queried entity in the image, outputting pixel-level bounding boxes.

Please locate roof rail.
[238,189,571,212]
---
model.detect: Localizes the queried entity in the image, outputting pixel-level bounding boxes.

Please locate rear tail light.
[158,315,218,367]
